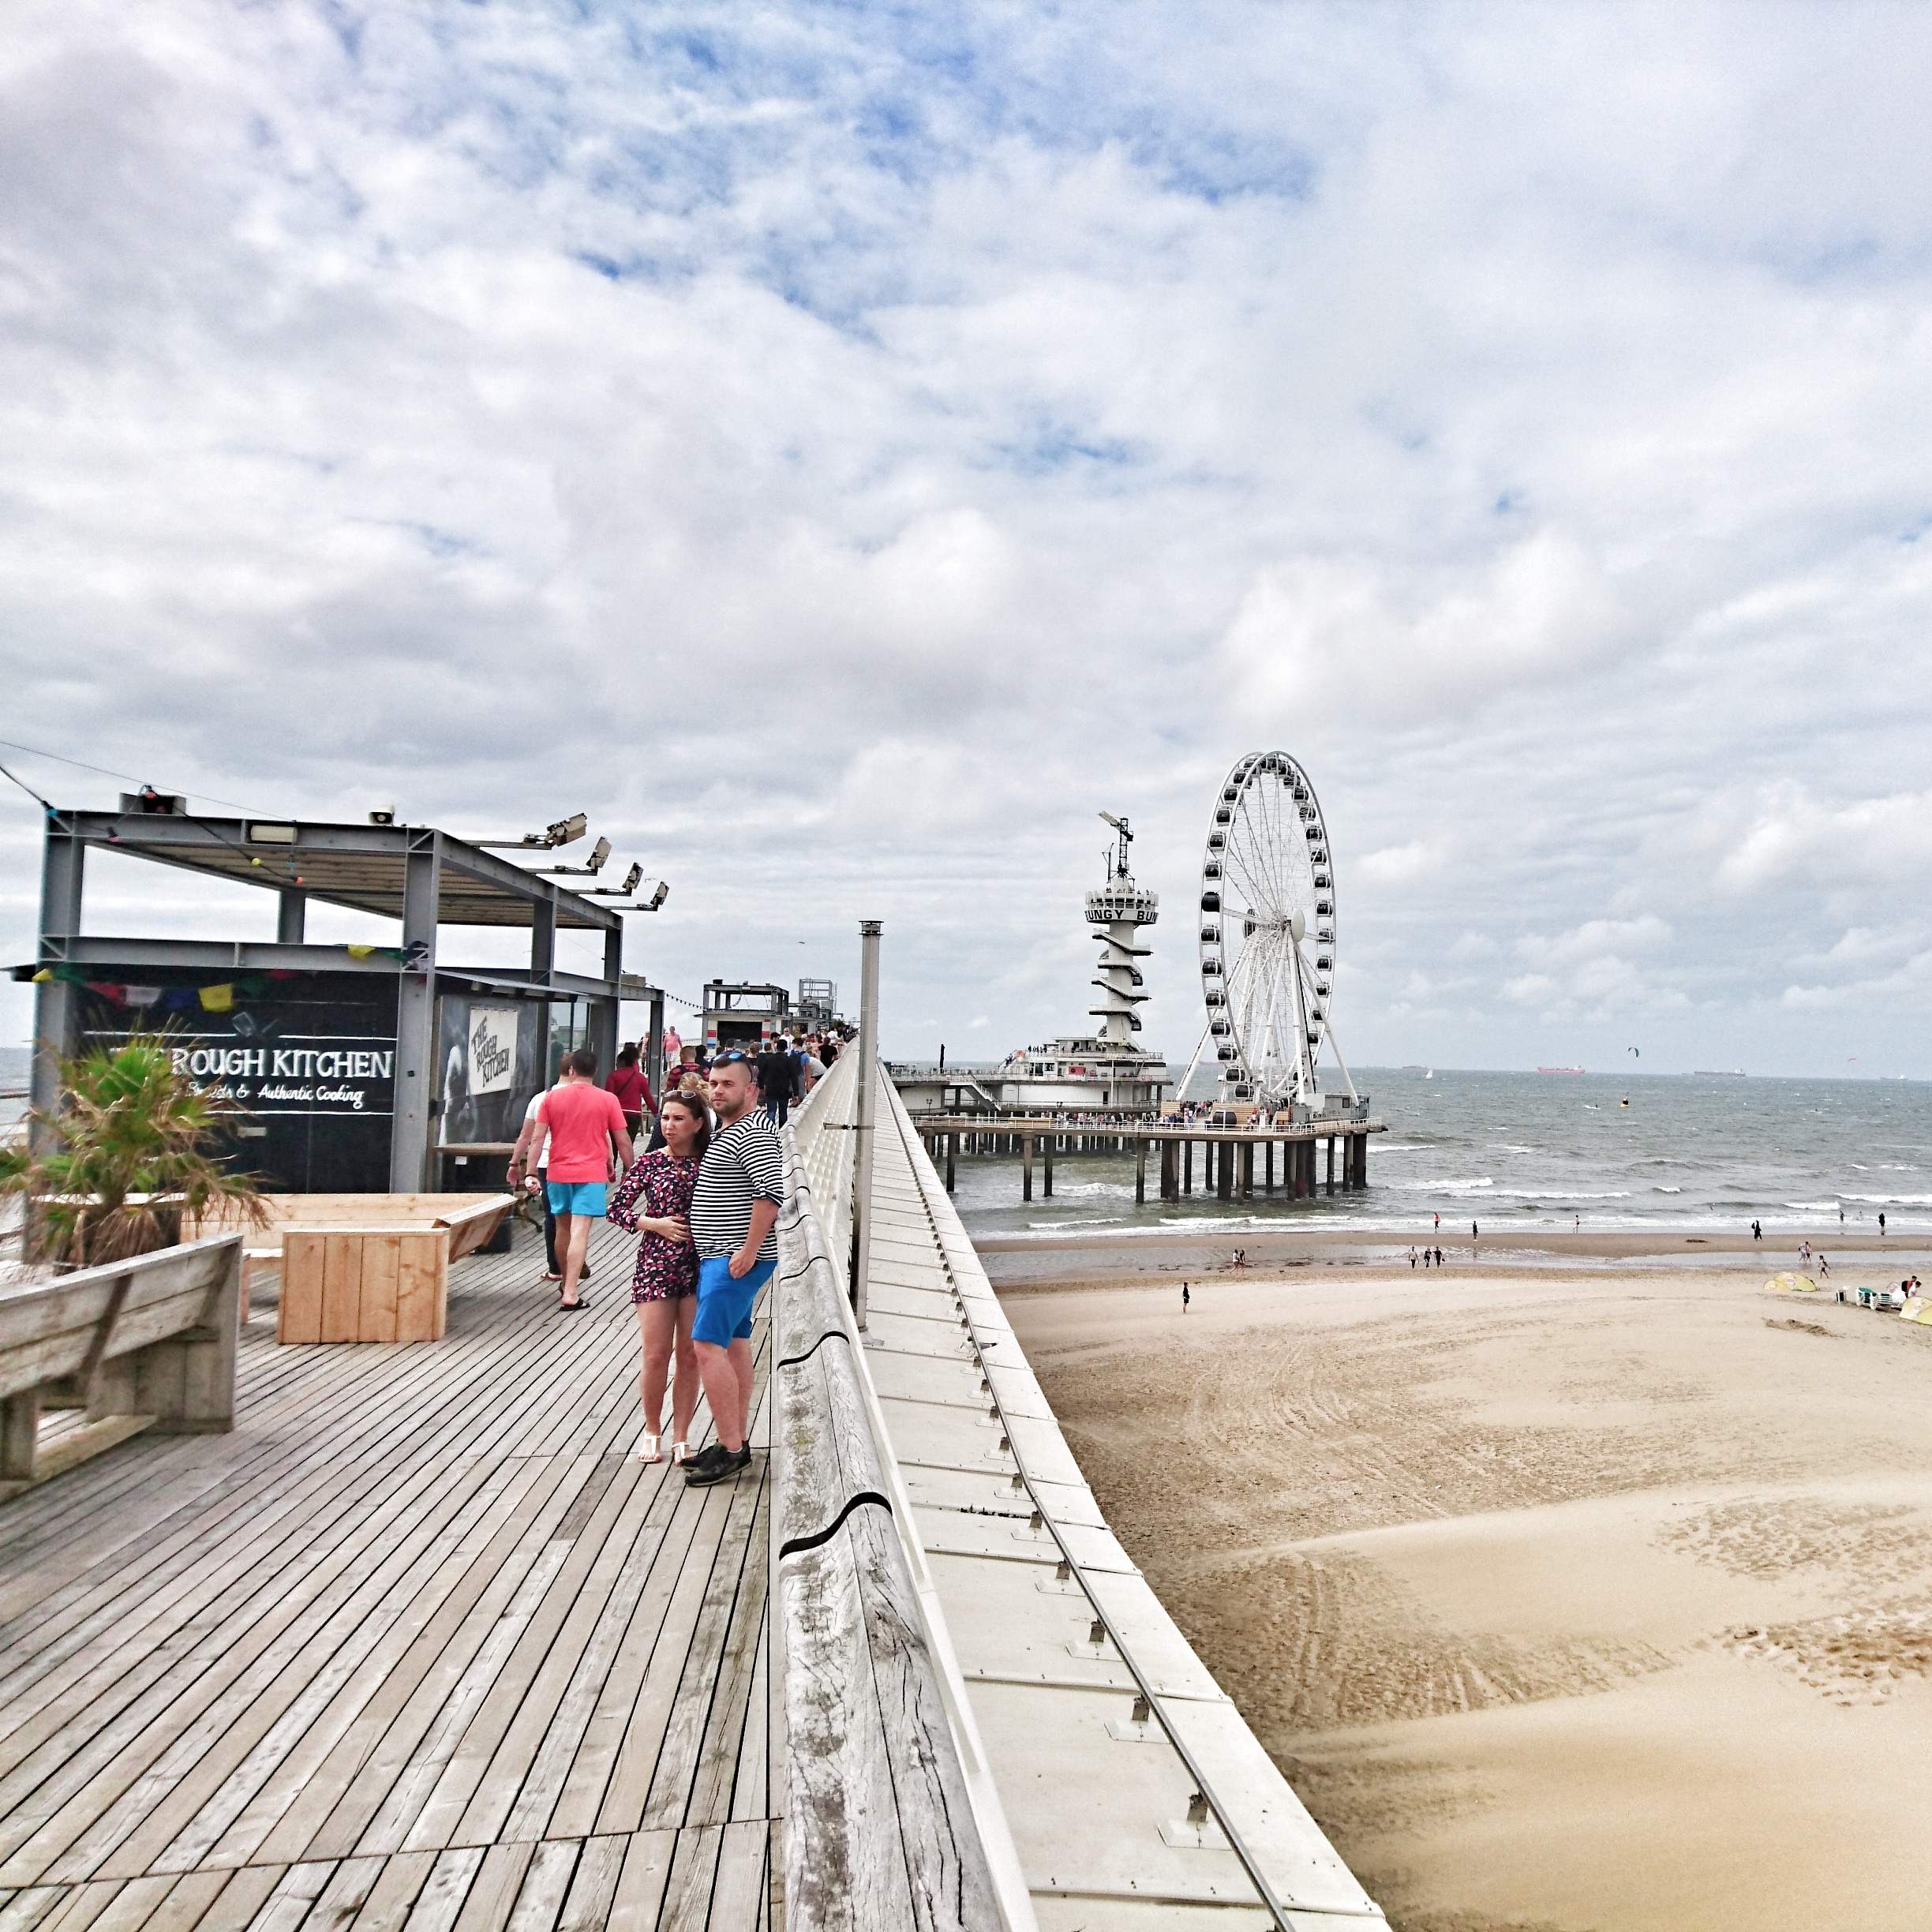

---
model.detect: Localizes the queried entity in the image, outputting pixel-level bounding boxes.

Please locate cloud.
[6,3,1932,1076]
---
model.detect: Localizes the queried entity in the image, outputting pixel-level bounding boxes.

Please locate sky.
[4,1,1932,1078]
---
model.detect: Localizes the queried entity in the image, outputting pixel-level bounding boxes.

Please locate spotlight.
[618,861,642,896]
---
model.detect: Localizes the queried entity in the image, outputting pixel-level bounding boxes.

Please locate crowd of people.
[504,1027,852,1489]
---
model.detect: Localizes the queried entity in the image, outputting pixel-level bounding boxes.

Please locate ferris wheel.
[1193,751,1354,1110]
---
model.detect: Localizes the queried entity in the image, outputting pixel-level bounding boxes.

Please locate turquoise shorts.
[693,1252,776,1346]
[545,1181,608,1218]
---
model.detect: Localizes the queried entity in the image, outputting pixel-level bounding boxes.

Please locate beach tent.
[1762,1272,1818,1294]
[1900,1297,1932,1325]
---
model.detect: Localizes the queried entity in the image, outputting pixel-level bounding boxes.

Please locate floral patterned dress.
[609,1150,700,1302]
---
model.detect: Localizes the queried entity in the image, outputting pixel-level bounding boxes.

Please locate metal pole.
[852,919,882,1330]
[646,990,665,1106]
[29,813,85,1163]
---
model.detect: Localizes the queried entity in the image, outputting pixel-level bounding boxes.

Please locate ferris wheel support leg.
[1324,1032,1360,1106]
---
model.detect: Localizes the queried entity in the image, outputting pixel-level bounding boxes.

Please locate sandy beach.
[998,1234,1932,1932]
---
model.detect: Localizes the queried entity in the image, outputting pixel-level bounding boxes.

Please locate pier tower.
[1085,811,1159,1043]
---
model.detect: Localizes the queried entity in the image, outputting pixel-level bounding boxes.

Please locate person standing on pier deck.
[607,1043,654,1141]
[755,1039,799,1127]
[684,1052,782,1487]
[610,1091,708,1465]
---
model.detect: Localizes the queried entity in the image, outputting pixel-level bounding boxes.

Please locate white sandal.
[638,1432,662,1464]
[671,1441,691,1466]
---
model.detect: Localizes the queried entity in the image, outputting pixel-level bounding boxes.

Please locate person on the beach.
[1880,1211,1887,1237]
[1472,1220,1479,1244]
[1434,1245,1443,1267]
[531,1048,635,1310]
[1434,1212,1440,1231]
[1409,1246,1419,1269]
[1422,1247,1431,1269]
[1818,1253,1830,1275]
[1181,1282,1190,1312]
[609,1091,710,1465]
[683,1052,783,1488]
[1752,1220,1762,1242]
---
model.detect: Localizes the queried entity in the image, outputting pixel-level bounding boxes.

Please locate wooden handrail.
[773,1115,1004,1930]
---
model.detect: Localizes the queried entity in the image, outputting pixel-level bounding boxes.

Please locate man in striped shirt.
[682,1051,784,1486]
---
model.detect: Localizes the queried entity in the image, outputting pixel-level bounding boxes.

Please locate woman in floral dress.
[609,1091,709,1464]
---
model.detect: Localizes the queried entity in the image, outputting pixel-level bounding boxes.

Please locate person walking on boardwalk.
[683,1052,783,1487]
[534,1048,635,1311]
[510,1063,590,1286]
[607,1043,654,1142]
[755,1039,799,1129]
[610,1091,709,1465]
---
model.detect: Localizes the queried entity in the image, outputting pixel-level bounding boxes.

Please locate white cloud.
[6,3,1932,1076]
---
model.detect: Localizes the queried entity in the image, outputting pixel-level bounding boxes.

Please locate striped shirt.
[689,1109,784,1262]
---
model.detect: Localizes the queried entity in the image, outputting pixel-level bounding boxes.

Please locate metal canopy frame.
[21,809,627,1193]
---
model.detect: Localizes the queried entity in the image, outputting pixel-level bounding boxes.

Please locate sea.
[945,1067,1932,1242]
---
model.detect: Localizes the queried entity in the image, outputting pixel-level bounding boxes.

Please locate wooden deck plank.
[493,1478,690,1848]
[653,1825,722,1932]
[683,1481,770,1829]
[586,1487,739,1840]
[187,1865,284,1932]
[605,1830,674,1932]
[640,1473,766,1833]
[706,1821,767,1932]
[292,1858,384,1932]
[446,1842,532,1932]
[343,1850,435,1932]
[500,1840,578,1932]
[553,1837,625,1932]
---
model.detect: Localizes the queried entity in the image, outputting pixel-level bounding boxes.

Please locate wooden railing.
[775,1058,1005,1930]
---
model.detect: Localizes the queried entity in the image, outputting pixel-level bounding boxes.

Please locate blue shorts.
[693,1252,776,1346]
[545,1181,608,1218]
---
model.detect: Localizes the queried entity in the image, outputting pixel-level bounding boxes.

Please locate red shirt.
[537,1081,629,1181]
[607,1065,653,1114]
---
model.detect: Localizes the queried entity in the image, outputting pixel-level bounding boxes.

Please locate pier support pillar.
[1216,1140,1233,1200]
[1265,1143,1274,1193]
[1043,1137,1054,1198]
[1184,1140,1193,1194]
[945,1133,956,1194]
[1240,1141,1254,1199]
[1136,1140,1147,1204]
[1022,1136,1033,1202]
[1326,1136,1335,1196]
[1161,1139,1177,1200]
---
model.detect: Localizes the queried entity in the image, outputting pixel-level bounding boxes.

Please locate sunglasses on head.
[713,1050,752,1065]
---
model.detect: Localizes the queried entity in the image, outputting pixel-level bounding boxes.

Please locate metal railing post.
[852,919,882,1331]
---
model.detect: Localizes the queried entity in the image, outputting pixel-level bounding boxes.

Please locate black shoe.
[683,1443,752,1486]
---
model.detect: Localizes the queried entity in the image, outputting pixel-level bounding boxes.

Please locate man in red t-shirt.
[534,1048,635,1311]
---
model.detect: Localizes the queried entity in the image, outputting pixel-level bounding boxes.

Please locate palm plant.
[0,1031,267,1268]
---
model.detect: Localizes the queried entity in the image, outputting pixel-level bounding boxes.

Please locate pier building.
[14,799,641,1193]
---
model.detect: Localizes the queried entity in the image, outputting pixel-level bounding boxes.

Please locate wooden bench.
[0,1234,244,1502]
[189,1194,514,1345]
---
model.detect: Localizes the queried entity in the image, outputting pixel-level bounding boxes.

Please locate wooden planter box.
[189,1194,512,1344]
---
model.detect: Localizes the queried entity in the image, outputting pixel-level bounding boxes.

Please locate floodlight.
[618,861,642,896]
[647,880,668,911]
[587,836,612,872]
[1099,811,1122,830]
[471,808,591,851]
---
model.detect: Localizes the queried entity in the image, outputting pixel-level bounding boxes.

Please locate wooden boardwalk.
[0,1219,777,1932]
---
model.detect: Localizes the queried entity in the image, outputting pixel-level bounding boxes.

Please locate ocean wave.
[1395,1177,1496,1193]
[1498,1189,1634,1200]
[1783,1201,1844,1211]
[1653,1185,1683,1193]
[1841,1193,1932,1206]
